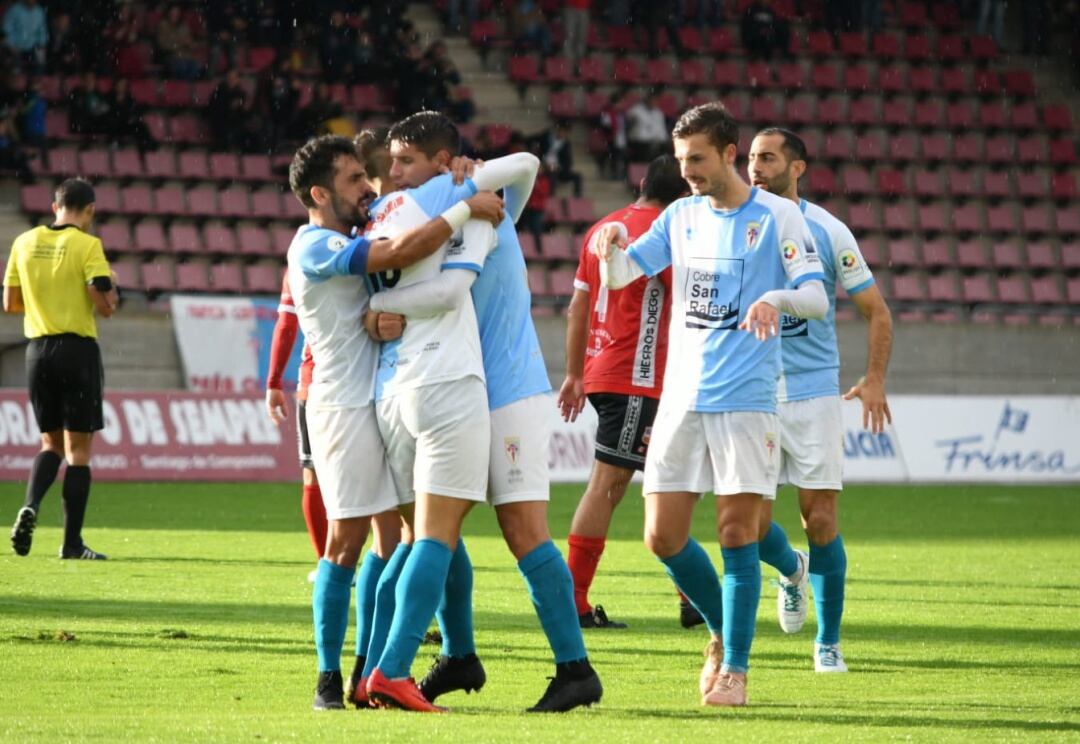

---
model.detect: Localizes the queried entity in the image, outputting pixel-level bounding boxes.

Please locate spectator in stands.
[624,93,670,163]
[631,0,683,57]
[521,149,553,254]
[976,0,1005,46]
[742,0,791,61]
[824,0,860,34]
[447,85,476,124]
[205,1,248,76]
[156,4,202,80]
[512,0,554,56]
[0,114,34,183]
[1067,1,1080,85]
[679,0,724,28]
[68,71,111,137]
[446,0,481,34]
[106,78,157,154]
[352,31,379,83]
[541,120,584,197]
[104,3,145,78]
[47,11,78,74]
[255,61,300,153]
[208,69,253,151]
[1022,0,1050,55]
[563,0,591,63]
[296,81,346,138]
[860,0,884,34]
[320,10,356,82]
[598,90,627,180]
[16,76,46,163]
[4,0,47,73]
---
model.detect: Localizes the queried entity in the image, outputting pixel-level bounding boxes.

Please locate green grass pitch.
[1,481,1078,742]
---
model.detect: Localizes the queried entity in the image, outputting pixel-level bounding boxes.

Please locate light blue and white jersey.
[471,215,552,411]
[779,199,875,402]
[626,187,823,414]
[286,224,376,408]
[365,174,488,401]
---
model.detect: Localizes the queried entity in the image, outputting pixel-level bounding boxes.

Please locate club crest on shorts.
[504,437,521,466]
[765,432,776,457]
[745,222,761,250]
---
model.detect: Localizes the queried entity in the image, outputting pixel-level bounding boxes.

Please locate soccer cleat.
[679,598,706,629]
[702,672,748,707]
[700,639,723,696]
[59,544,107,560]
[346,675,370,708]
[313,670,346,710]
[367,669,446,712]
[527,660,603,713]
[418,653,486,702]
[777,550,809,633]
[11,506,37,556]
[815,643,848,673]
[578,605,627,629]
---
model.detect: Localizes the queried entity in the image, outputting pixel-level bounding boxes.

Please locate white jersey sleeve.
[444,219,497,273]
[775,202,825,287]
[830,220,875,295]
[625,205,673,277]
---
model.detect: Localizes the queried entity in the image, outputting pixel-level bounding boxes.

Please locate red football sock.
[677,589,689,602]
[567,534,607,616]
[301,483,328,558]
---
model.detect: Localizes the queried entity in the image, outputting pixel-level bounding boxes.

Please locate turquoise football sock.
[759,521,800,578]
[312,558,355,672]
[659,538,724,636]
[721,543,761,674]
[361,542,410,679]
[354,550,388,657]
[518,540,587,664]
[436,538,476,657]
[809,534,847,646]
[377,538,453,679]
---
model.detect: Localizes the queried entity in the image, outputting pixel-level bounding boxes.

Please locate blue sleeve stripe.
[626,248,655,277]
[442,261,483,274]
[463,178,479,197]
[346,237,372,275]
[847,277,876,296]
[793,271,826,287]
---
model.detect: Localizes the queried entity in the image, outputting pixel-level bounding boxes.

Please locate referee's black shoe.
[527,660,603,713]
[11,506,37,556]
[418,653,486,702]
[313,670,346,710]
[59,543,108,560]
[578,605,627,629]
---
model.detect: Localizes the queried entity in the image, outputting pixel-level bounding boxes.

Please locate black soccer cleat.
[59,543,107,560]
[417,653,486,702]
[11,506,37,556]
[345,655,370,709]
[527,660,603,713]
[578,605,627,629]
[679,599,706,629]
[313,670,346,710]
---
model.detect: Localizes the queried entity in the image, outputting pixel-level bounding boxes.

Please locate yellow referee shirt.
[3,225,112,339]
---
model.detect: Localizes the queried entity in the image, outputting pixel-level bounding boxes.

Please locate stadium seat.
[945,101,974,129]
[134,222,168,253]
[98,221,133,254]
[645,59,674,87]
[120,185,154,216]
[130,78,160,106]
[543,56,574,85]
[527,266,547,296]
[921,238,952,269]
[847,202,879,232]
[985,135,1014,164]
[179,151,208,180]
[577,56,607,86]
[1065,244,1080,271]
[163,80,192,107]
[678,59,708,88]
[245,264,280,295]
[913,100,944,129]
[877,65,907,95]
[548,269,576,297]
[840,165,874,196]
[209,153,241,182]
[1021,205,1055,235]
[909,66,937,94]
[1042,105,1072,132]
[77,149,111,179]
[986,205,1018,234]
[969,35,998,61]
[974,70,1001,97]
[838,31,868,57]
[855,132,885,162]
[168,114,208,145]
[1017,135,1047,165]
[45,146,78,177]
[239,154,273,182]
[952,203,983,233]
[540,233,575,261]
[784,96,815,127]
[961,273,995,304]
[237,226,273,257]
[203,224,238,254]
[937,34,966,62]
[876,168,906,197]
[612,57,642,87]
[824,130,854,161]
[153,186,186,217]
[872,32,902,59]
[175,262,210,292]
[775,62,804,90]
[750,96,780,124]
[982,170,1012,200]
[168,223,203,255]
[917,203,948,233]
[1017,171,1047,201]
[272,225,296,255]
[955,240,986,270]
[913,169,943,200]
[251,190,283,219]
[1051,173,1077,201]
[517,233,541,261]
[1058,210,1080,238]
[848,98,878,127]
[111,149,144,179]
[892,273,927,302]
[1026,242,1057,271]
[953,134,984,162]
[144,150,178,180]
[816,97,846,126]
[883,201,912,232]
[882,98,911,129]
[218,188,250,219]
[142,260,176,293]
[1031,275,1064,304]
[93,184,121,214]
[1049,139,1076,166]
[807,30,835,57]
[889,133,919,163]
[1008,102,1039,131]
[810,63,841,93]
[186,187,219,218]
[887,239,920,268]
[806,166,837,197]
[979,101,1008,130]
[991,242,1024,271]
[210,261,245,293]
[509,55,539,89]
[706,27,735,55]
[927,271,960,303]
[745,62,774,90]
[1003,70,1036,98]
[111,259,141,291]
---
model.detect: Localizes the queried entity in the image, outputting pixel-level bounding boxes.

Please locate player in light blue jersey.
[284,135,505,710]
[593,103,829,706]
[362,113,601,713]
[748,128,893,673]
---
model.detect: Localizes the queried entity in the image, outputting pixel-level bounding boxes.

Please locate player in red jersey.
[557,155,694,628]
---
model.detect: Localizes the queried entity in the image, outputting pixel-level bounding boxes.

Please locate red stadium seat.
[527,266,547,296]
[838,31,868,57]
[848,98,878,127]
[1051,173,1077,201]
[508,55,539,88]
[824,130,854,161]
[120,185,154,215]
[542,56,574,85]
[872,32,902,59]
[203,224,238,254]
[961,274,995,303]
[209,153,241,182]
[244,264,280,294]
[1016,171,1047,201]
[909,66,937,94]
[1050,139,1077,166]
[239,154,273,182]
[921,134,950,163]
[807,30,835,56]
[982,170,1012,200]
[969,35,998,61]
[1003,70,1036,98]
[844,67,873,95]
[45,146,78,177]
[810,63,841,92]
[992,242,1024,271]
[1042,105,1072,132]
[1009,102,1039,131]
[163,80,192,107]
[134,221,168,253]
[1017,135,1047,165]
[921,238,952,268]
[913,100,944,129]
[237,226,273,256]
[883,201,912,232]
[936,34,965,62]
[679,59,708,88]
[218,188,249,219]
[882,98,911,129]
[577,56,607,86]
[945,101,974,129]
[784,97,815,127]
[889,132,919,163]
[1065,244,1080,270]
[806,167,837,197]
[955,240,986,270]
[272,226,296,255]
[111,149,143,179]
[130,79,160,106]
[892,273,927,302]
[912,169,943,200]
[168,223,203,255]
[745,62,773,89]
[92,184,120,213]
[877,65,907,95]
[175,262,210,292]
[855,132,885,161]
[750,97,780,124]
[548,269,576,297]
[645,59,674,87]
[209,262,244,293]
[706,27,734,55]
[973,70,1001,97]
[540,233,575,261]
[186,187,219,217]
[816,97,846,126]
[612,57,642,86]
[1031,276,1064,304]
[1021,205,1055,235]
[548,90,577,120]
[953,133,984,162]
[775,62,804,90]
[979,101,1008,130]
[1026,242,1057,270]
[179,151,208,180]
[917,203,947,233]
[952,203,983,233]
[153,186,186,217]
[98,221,133,254]
[887,238,920,268]
[877,169,906,197]
[144,150,177,180]
[846,202,879,232]
[142,260,175,293]
[169,114,208,145]
[517,233,541,261]
[251,190,282,219]
[926,271,960,303]
[986,205,1018,233]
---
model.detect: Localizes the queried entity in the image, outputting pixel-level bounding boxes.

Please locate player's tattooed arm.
[364,192,504,273]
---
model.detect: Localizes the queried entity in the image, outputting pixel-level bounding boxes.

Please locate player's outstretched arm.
[467,152,540,223]
[740,280,828,341]
[365,192,504,273]
[843,284,893,433]
[591,223,645,289]
[558,288,589,422]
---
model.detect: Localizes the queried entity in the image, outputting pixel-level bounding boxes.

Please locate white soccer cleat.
[815,643,848,673]
[777,550,809,633]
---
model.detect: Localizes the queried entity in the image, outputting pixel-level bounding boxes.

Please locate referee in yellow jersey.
[4,178,118,560]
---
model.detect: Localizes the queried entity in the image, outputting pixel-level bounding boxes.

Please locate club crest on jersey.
[504,437,521,466]
[745,222,761,250]
[328,236,347,251]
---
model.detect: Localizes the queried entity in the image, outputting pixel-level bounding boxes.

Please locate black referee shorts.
[26,333,105,433]
[588,392,660,472]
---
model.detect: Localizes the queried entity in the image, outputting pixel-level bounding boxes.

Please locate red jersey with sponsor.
[574,203,671,398]
[268,272,314,400]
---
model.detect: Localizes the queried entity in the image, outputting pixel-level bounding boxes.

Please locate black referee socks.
[24,450,62,512]
[61,465,92,551]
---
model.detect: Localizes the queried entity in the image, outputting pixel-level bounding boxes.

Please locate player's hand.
[363,310,382,340]
[590,224,627,260]
[377,312,406,341]
[465,191,505,226]
[739,300,779,341]
[266,388,288,425]
[557,375,586,422]
[445,155,482,184]
[843,376,892,434]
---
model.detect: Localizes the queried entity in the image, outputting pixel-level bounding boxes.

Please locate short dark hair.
[355,127,391,181]
[54,178,95,210]
[671,102,739,152]
[755,127,808,163]
[641,155,688,206]
[388,110,460,158]
[289,135,359,209]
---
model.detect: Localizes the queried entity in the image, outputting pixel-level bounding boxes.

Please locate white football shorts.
[305,403,398,520]
[778,395,844,491]
[376,376,490,503]
[643,406,780,499]
[488,393,552,506]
